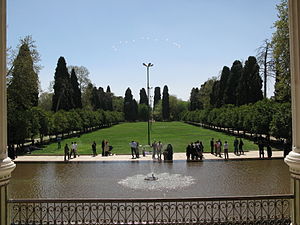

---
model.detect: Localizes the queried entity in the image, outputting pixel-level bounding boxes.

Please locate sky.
[7,0,280,101]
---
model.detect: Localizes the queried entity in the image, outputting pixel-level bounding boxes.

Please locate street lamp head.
[143,63,154,68]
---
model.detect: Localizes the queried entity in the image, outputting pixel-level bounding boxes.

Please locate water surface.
[9,159,290,199]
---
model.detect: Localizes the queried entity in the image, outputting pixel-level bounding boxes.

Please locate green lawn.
[32,122,258,155]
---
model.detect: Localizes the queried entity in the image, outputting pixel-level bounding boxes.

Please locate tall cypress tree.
[91,87,100,110]
[124,88,134,121]
[132,99,138,121]
[106,85,111,93]
[8,43,39,110]
[106,85,113,111]
[224,60,243,105]
[139,88,148,105]
[210,80,220,108]
[154,87,161,108]
[70,68,82,109]
[189,88,202,110]
[7,41,40,145]
[162,85,170,120]
[98,87,106,110]
[236,56,263,106]
[218,66,230,107]
[52,57,73,111]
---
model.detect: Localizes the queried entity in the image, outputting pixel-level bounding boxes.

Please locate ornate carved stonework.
[0,157,15,187]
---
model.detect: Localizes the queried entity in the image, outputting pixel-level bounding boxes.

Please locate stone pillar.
[285,0,300,224]
[0,0,16,224]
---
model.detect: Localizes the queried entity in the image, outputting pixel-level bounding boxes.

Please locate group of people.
[92,140,112,157]
[257,138,272,159]
[152,141,173,161]
[151,141,163,160]
[185,137,245,161]
[64,142,79,161]
[186,141,204,161]
[130,141,141,159]
[61,135,278,162]
[209,137,244,160]
[128,140,174,161]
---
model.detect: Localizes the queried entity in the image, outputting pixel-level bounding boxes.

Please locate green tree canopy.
[52,57,73,111]
[198,77,216,109]
[272,0,290,102]
[139,88,148,105]
[224,60,243,105]
[124,88,136,121]
[8,42,39,110]
[154,87,161,108]
[236,56,263,106]
[162,85,170,120]
[70,68,82,109]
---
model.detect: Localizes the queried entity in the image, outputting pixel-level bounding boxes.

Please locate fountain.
[144,173,158,181]
[118,172,195,191]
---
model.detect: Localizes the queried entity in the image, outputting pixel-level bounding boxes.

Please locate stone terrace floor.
[13,151,284,162]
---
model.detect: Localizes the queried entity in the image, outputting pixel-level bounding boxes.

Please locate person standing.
[214,141,218,156]
[199,141,204,160]
[191,143,197,160]
[210,138,214,154]
[233,138,239,155]
[267,143,272,158]
[104,140,110,156]
[151,141,157,159]
[57,137,61,149]
[157,141,163,160]
[186,143,192,160]
[224,141,229,160]
[239,138,244,155]
[258,139,265,158]
[74,141,79,158]
[167,144,173,160]
[130,141,137,159]
[92,141,97,157]
[217,140,222,157]
[101,140,105,156]
[69,142,74,159]
[64,144,70,161]
[136,142,140,158]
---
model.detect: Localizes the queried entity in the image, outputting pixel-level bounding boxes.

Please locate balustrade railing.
[8,194,293,225]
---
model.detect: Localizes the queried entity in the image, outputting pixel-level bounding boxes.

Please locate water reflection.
[9,159,290,199]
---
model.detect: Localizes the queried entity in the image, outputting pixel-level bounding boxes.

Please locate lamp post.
[143,63,153,145]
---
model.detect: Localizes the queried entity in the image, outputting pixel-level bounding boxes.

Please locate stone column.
[0,0,16,224]
[285,0,300,224]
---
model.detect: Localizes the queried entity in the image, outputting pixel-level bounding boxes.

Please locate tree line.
[189,56,263,110]
[6,37,124,149]
[186,0,292,142]
[182,99,291,142]
[6,36,188,149]
[6,0,291,148]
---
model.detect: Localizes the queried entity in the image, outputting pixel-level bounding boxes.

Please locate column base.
[285,150,300,224]
[285,150,300,179]
[0,157,15,186]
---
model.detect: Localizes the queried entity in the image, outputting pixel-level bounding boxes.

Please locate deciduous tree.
[272,0,290,102]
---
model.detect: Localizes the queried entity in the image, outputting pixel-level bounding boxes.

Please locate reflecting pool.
[9,159,290,199]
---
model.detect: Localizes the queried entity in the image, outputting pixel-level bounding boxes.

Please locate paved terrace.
[13,150,284,162]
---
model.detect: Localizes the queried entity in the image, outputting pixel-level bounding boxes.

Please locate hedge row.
[181,99,292,140]
[9,107,124,145]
